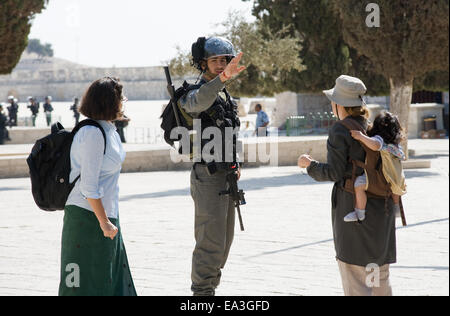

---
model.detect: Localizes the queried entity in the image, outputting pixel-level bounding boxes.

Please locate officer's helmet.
[204,37,236,60]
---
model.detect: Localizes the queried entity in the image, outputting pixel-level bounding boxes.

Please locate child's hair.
[368,111,404,145]
[344,106,370,119]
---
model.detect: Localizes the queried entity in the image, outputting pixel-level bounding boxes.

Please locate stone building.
[0,52,190,102]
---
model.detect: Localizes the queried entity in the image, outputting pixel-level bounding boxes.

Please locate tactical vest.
[160,79,240,163]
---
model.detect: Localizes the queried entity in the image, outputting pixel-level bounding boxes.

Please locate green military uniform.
[179,74,240,296]
[190,163,236,295]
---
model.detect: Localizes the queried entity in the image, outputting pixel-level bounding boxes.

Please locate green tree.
[246,0,390,95]
[0,0,48,74]
[27,38,54,57]
[168,12,304,97]
[332,0,449,151]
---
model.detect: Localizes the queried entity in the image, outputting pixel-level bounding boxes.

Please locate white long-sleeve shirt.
[66,120,126,219]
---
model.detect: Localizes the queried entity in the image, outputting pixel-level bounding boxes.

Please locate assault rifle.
[220,163,246,231]
[164,66,181,127]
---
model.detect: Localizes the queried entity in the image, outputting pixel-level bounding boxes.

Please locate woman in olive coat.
[298,75,397,296]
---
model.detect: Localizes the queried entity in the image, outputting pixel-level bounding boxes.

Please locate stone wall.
[0,66,193,102]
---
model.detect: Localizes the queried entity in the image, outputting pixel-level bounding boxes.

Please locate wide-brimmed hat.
[323,75,367,107]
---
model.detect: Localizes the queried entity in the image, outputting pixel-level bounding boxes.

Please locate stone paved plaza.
[0,139,448,296]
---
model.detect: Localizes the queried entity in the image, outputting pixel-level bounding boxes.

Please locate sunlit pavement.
[0,139,448,296]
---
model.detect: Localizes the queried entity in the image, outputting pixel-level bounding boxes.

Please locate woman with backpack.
[59,77,137,296]
[298,75,397,296]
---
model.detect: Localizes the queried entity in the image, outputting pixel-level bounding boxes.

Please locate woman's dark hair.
[368,111,405,145]
[79,77,123,121]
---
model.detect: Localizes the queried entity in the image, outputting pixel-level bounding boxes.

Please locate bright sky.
[28,0,255,68]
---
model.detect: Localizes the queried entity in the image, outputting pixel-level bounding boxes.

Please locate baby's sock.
[355,208,366,221]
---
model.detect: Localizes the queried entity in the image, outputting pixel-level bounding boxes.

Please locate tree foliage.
[27,38,54,57]
[168,12,304,97]
[333,0,449,152]
[246,0,391,95]
[332,0,449,85]
[247,0,448,95]
[0,0,48,74]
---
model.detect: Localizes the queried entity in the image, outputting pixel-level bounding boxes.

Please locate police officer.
[114,115,130,143]
[178,37,246,296]
[6,96,18,127]
[0,104,7,144]
[27,96,40,127]
[70,97,80,125]
[43,96,54,127]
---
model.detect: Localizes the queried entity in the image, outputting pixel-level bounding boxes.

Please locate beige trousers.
[338,260,393,296]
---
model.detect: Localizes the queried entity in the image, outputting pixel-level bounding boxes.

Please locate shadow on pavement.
[120,173,321,202]
[412,154,449,160]
[245,218,449,259]
[397,217,449,230]
[120,188,190,201]
[404,170,441,179]
[0,187,27,192]
[391,265,449,271]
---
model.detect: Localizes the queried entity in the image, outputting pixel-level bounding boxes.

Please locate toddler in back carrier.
[344,111,407,222]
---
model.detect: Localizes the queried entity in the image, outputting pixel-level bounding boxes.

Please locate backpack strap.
[337,118,368,208]
[399,196,407,226]
[338,117,367,135]
[71,119,107,154]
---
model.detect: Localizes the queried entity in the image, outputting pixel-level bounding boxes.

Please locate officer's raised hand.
[219,52,246,83]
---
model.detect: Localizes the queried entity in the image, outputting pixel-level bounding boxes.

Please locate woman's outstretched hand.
[298,154,314,169]
[220,52,246,82]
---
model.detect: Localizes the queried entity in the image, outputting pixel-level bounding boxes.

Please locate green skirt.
[58,205,137,296]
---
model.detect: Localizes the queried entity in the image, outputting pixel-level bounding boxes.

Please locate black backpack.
[27,120,106,211]
[160,81,200,147]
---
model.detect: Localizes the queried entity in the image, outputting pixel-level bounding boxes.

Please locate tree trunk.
[389,77,413,160]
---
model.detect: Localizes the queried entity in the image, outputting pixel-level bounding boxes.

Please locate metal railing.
[124,127,165,144]
[17,115,62,127]
[286,112,337,136]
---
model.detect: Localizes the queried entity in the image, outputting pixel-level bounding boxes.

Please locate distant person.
[0,104,8,144]
[114,114,130,143]
[27,96,40,127]
[6,96,18,127]
[43,96,54,127]
[253,103,269,137]
[70,97,80,125]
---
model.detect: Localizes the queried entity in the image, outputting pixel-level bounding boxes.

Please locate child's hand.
[350,130,363,140]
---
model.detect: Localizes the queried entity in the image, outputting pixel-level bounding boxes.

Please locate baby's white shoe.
[344,209,366,222]
[356,209,366,221]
